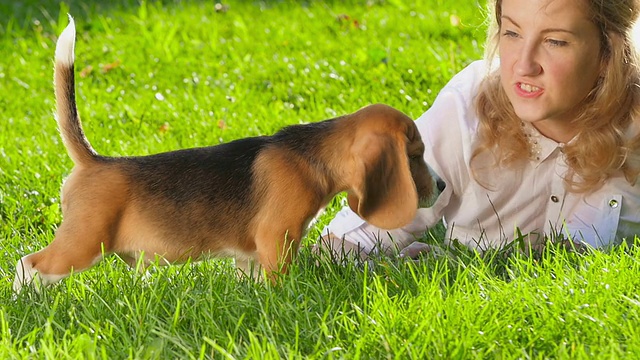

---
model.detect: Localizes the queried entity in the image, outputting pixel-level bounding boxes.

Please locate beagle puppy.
[13,17,432,292]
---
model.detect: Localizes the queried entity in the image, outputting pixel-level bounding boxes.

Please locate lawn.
[1,0,640,358]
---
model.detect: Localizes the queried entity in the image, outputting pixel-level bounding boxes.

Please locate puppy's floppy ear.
[346,132,418,229]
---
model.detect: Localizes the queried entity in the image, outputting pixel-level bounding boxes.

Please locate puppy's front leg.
[253,228,302,282]
[234,258,262,280]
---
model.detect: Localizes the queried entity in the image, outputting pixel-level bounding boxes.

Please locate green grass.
[2,0,640,358]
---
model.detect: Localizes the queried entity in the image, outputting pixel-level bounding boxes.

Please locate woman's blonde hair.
[473,0,640,192]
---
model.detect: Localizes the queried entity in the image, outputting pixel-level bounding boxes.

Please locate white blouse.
[323,60,640,252]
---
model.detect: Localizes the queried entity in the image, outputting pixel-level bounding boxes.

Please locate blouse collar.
[521,121,567,164]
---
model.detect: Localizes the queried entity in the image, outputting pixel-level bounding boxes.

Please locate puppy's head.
[345,104,432,230]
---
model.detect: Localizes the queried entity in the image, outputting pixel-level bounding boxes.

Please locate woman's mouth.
[515,82,543,98]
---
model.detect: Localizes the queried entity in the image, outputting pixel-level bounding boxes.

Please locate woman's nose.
[515,43,542,77]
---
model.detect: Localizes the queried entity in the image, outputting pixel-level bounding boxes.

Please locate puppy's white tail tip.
[55,15,76,66]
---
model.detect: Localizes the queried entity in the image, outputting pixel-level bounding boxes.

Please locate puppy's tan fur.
[13,17,432,292]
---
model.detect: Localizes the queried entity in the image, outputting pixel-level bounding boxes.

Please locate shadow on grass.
[0,0,378,34]
[0,0,212,34]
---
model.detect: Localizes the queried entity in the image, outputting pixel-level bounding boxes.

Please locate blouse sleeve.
[413,60,488,229]
[321,60,487,253]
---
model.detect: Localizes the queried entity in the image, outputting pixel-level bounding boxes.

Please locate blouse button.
[551,195,559,203]
[609,199,619,208]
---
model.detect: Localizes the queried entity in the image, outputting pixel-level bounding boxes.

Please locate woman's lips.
[514,82,544,98]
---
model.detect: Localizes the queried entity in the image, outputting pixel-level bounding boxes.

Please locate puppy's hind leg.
[13,222,107,293]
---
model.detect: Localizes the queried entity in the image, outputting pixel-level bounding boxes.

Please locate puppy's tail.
[54,16,98,165]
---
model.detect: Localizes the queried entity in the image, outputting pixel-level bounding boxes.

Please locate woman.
[318,0,640,257]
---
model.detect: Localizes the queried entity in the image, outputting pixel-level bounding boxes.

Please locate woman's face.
[498,0,603,143]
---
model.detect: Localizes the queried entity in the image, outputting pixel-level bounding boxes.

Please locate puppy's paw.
[13,256,40,294]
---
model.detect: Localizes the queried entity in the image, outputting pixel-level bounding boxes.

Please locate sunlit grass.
[2,0,640,358]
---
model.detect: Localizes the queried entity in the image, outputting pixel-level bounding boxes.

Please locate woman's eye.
[502,30,519,38]
[547,39,568,47]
